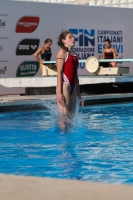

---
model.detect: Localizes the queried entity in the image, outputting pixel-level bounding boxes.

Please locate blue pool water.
[0,102,133,184]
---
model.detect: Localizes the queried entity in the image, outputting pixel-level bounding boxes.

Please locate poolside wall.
[0,174,133,200]
[0,0,133,95]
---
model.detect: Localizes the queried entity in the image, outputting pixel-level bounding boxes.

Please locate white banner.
[67,23,124,75]
[0,1,132,94]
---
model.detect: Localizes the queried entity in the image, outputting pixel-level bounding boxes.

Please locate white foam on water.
[39,98,85,132]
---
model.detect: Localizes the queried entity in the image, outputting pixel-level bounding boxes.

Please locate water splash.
[39,97,85,132]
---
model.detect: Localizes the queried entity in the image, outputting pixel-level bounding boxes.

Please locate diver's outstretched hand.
[57,93,66,108]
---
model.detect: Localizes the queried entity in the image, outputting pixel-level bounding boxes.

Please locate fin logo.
[69,29,95,46]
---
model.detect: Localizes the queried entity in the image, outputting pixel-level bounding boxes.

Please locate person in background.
[101,38,117,67]
[56,30,84,129]
[34,38,52,73]
[102,38,118,88]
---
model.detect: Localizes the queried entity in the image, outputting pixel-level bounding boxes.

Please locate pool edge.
[0,93,133,112]
[0,174,132,200]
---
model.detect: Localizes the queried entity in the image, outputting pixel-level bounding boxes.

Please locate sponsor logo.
[16,39,40,55]
[69,29,95,46]
[0,66,7,74]
[0,46,4,53]
[0,14,8,16]
[16,16,40,33]
[0,19,6,28]
[16,61,39,77]
[69,28,95,69]
[30,45,38,50]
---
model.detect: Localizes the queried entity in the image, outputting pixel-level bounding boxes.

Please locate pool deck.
[1,92,133,112]
[0,174,133,200]
[1,75,133,88]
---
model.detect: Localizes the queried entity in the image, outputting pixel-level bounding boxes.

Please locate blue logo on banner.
[69,29,95,46]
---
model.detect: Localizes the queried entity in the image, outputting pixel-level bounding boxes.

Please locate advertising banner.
[67,23,124,75]
[0,1,133,94]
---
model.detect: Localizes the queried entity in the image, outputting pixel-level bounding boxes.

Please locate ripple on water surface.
[0,102,133,184]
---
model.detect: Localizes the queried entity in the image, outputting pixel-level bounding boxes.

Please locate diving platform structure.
[0,58,133,95]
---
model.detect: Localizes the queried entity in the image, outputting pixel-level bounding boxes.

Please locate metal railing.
[43,58,133,64]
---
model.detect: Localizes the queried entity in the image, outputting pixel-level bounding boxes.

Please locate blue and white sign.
[67,23,124,74]
[97,29,124,62]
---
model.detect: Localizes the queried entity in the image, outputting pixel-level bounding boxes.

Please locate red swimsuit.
[62,53,78,95]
